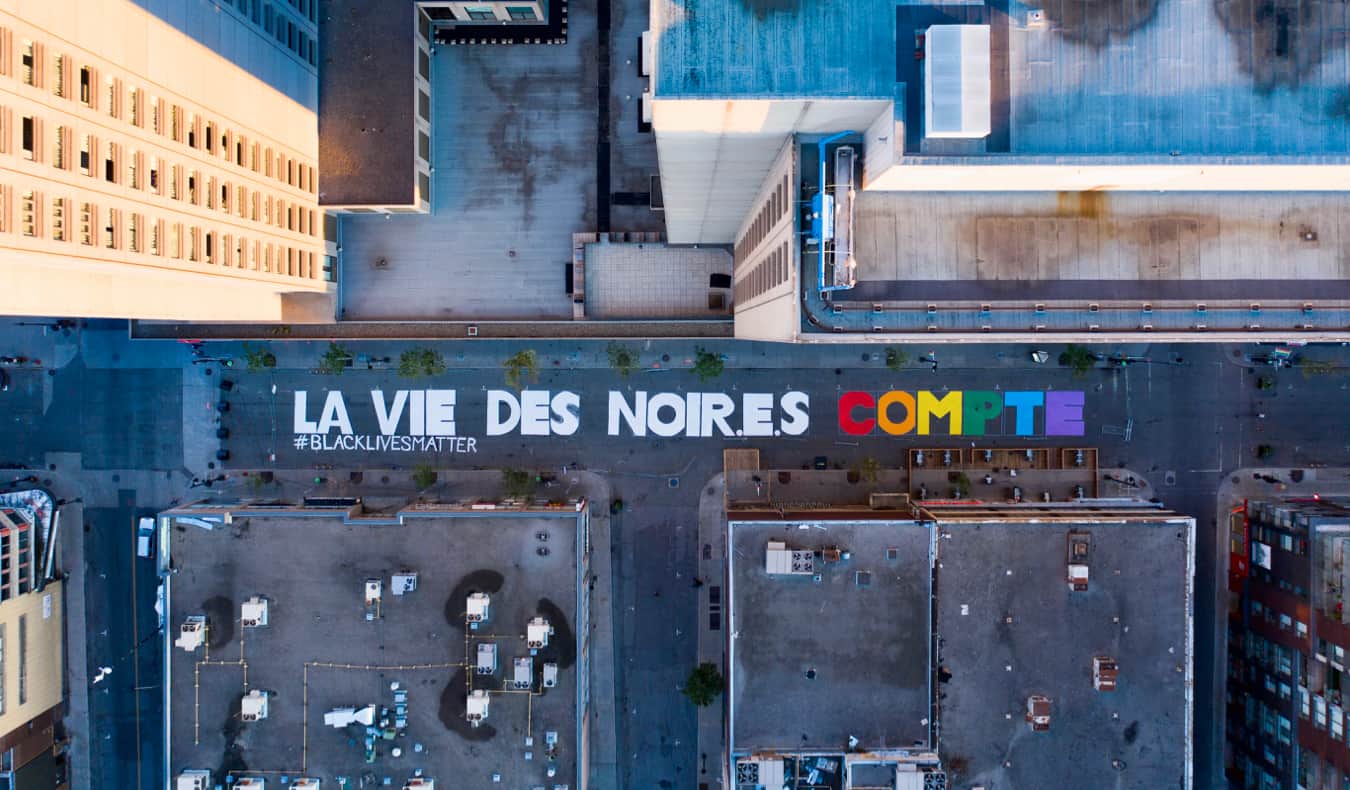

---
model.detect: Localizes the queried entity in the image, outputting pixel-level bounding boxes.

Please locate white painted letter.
[521,390,552,436]
[742,393,774,437]
[408,390,425,436]
[316,391,353,435]
[647,392,686,438]
[486,390,521,436]
[700,393,736,437]
[608,391,647,436]
[684,393,702,437]
[371,390,408,436]
[550,391,581,436]
[779,391,810,436]
[293,390,317,434]
[425,389,456,436]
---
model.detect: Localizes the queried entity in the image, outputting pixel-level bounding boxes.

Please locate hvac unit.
[241,597,268,628]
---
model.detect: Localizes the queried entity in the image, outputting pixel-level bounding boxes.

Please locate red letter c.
[838,391,875,436]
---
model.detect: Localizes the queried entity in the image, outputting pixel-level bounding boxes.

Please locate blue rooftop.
[651,0,897,99]
[655,0,1350,157]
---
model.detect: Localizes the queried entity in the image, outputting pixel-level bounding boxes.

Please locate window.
[419,48,430,80]
[105,76,117,117]
[151,96,161,134]
[21,41,33,85]
[130,87,140,126]
[418,90,429,122]
[51,197,65,241]
[0,624,6,714]
[79,66,91,105]
[1281,613,1293,631]
[149,219,160,255]
[19,115,36,160]
[466,7,496,20]
[17,614,26,705]
[170,105,181,141]
[189,226,199,261]
[20,190,35,236]
[170,223,180,258]
[53,55,64,97]
[187,113,196,147]
[205,230,214,263]
[506,6,536,20]
[104,208,118,249]
[53,125,66,169]
[104,142,117,183]
[79,202,93,245]
[204,122,213,152]
[149,157,159,193]
[188,171,198,204]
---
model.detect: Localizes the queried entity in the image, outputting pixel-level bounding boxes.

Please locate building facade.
[1227,497,1350,789]
[0,0,332,322]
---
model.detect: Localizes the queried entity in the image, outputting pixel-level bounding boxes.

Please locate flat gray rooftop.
[317,0,416,206]
[729,520,932,753]
[167,511,580,787]
[337,18,595,320]
[935,520,1192,789]
[848,190,1350,302]
[583,242,732,319]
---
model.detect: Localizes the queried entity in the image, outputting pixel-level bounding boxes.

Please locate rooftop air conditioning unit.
[175,616,207,652]
[241,596,268,628]
[241,690,269,722]
[477,642,498,675]
[527,617,553,650]
[513,657,534,689]
[1093,655,1119,691]
[292,780,321,790]
[543,662,559,688]
[466,592,491,623]
[1025,695,1051,731]
[466,689,490,726]
[176,770,211,790]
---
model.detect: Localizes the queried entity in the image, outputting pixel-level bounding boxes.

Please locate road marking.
[130,514,142,790]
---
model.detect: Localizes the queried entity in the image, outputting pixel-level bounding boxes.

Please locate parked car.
[136,517,156,559]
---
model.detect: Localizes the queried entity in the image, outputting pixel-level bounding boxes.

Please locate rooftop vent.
[924,25,992,139]
[391,572,418,596]
[402,780,435,790]
[1025,695,1052,731]
[234,779,266,789]
[543,662,559,688]
[1066,530,1091,592]
[1093,656,1119,691]
[292,780,321,790]
[765,540,815,575]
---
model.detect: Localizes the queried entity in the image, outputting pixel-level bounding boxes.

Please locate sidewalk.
[695,474,729,790]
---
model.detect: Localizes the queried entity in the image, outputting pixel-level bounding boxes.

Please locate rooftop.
[166,505,584,788]
[317,0,416,206]
[728,519,933,754]
[655,0,1350,158]
[934,517,1193,789]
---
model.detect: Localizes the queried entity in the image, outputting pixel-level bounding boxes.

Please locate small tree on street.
[884,347,909,371]
[852,457,881,484]
[502,467,536,499]
[398,347,447,378]
[318,342,352,375]
[242,343,277,372]
[693,348,724,382]
[503,350,539,390]
[607,343,639,377]
[1058,344,1095,378]
[412,464,437,490]
[1256,444,1275,461]
[683,662,724,707]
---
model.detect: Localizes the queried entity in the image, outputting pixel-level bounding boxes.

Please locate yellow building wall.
[0,0,331,320]
[0,581,62,740]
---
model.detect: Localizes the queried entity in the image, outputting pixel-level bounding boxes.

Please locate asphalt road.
[3,327,1348,790]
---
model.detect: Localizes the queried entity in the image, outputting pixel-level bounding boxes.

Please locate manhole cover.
[1164,471,1177,486]
[668,477,679,488]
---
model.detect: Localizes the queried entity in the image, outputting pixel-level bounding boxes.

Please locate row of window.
[218,0,319,67]
[2,109,318,238]
[1249,599,1309,639]
[0,185,329,280]
[0,31,316,196]
[0,617,27,717]
[734,172,791,266]
[735,240,791,305]
[1252,523,1308,556]
[423,5,540,22]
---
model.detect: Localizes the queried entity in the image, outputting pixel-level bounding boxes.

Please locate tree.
[317,342,352,375]
[242,343,277,372]
[852,457,881,484]
[398,347,447,378]
[884,347,909,371]
[692,347,724,383]
[503,350,539,391]
[1257,375,1276,391]
[607,343,639,377]
[502,467,537,499]
[1058,344,1095,378]
[682,662,724,707]
[1256,444,1274,461]
[412,464,437,490]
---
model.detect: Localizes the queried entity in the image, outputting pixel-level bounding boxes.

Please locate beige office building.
[0,0,331,322]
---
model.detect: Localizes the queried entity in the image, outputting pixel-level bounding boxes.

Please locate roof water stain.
[1214,0,1350,91]
[1030,0,1162,48]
